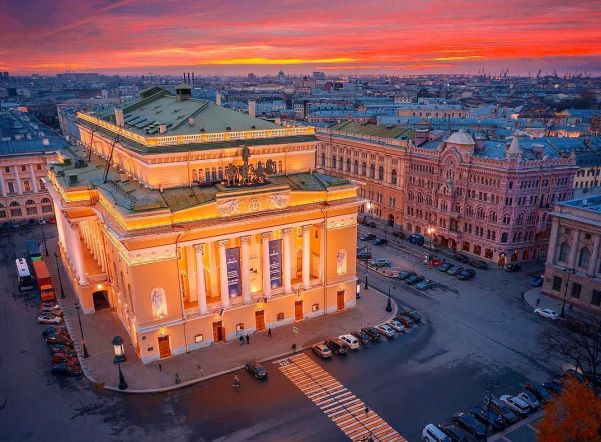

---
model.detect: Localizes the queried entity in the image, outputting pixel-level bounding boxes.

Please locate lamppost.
[560,268,575,317]
[40,221,48,257]
[364,260,369,290]
[53,252,65,299]
[112,335,128,390]
[427,226,436,255]
[356,280,361,299]
[75,302,89,358]
[386,284,394,312]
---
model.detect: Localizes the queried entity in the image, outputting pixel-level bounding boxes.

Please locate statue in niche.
[336,250,347,276]
[151,288,167,320]
[266,159,275,175]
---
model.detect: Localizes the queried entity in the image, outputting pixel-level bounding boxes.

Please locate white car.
[534,308,559,320]
[338,334,360,350]
[376,323,396,338]
[517,391,540,410]
[37,314,63,325]
[387,320,405,333]
[500,394,530,416]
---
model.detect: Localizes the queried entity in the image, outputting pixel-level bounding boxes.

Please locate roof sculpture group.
[224,145,275,186]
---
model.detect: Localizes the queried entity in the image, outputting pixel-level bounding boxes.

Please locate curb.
[103,287,397,394]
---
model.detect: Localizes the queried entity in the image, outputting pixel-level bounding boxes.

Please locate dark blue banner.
[269,239,282,288]
[226,247,241,297]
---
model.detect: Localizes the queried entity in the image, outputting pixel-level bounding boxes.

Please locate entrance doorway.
[92,290,110,310]
[295,300,303,321]
[157,335,171,359]
[255,310,265,331]
[387,214,394,226]
[337,289,345,311]
[212,321,225,342]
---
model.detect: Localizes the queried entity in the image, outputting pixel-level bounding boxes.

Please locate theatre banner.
[269,239,282,288]
[226,247,241,297]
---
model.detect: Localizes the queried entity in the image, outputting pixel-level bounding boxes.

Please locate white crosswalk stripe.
[276,353,406,442]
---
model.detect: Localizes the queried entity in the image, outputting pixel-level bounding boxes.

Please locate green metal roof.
[330,121,413,139]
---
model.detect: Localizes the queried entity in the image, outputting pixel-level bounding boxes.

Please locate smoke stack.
[191,73,195,85]
[248,100,256,118]
[187,73,191,84]
[114,107,124,127]
[183,72,186,83]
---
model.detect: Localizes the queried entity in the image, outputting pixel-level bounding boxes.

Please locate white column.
[568,229,580,269]
[217,239,230,308]
[261,232,272,298]
[53,202,68,252]
[186,246,197,302]
[282,228,292,294]
[13,164,23,194]
[240,236,251,304]
[0,173,6,197]
[318,223,326,282]
[208,241,219,298]
[193,243,208,314]
[302,225,311,289]
[548,220,560,265]
[29,164,39,193]
[589,234,601,276]
[68,222,88,285]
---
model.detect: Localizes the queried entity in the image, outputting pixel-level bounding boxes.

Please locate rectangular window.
[7,182,15,193]
[571,283,581,299]
[4,166,9,173]
[592,290,601,307]
[23,180,31,192]
[552,276,562,292]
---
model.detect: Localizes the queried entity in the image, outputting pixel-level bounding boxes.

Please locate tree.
[537,377,601,442]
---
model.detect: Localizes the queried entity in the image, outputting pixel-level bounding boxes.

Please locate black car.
[245,361,268,379]
[46,334,73,346]
[542,380,563,394]
[405,274,425,285]
[456,269,476,280]
[469,406,505,431]
[373,238,388,246]
[42,326,69,338]
[361,327,382,342]
[483,398,518,425]
[351,330,371,346]
[324,338,348,355]
[359,233,376,241]
[406,234,425,245]
[505,264,521,272]
[452,412,486,439]
[470,259,489,270]
[453,253,471,264]
[438,423,468,442]
[400,310,422,323]
[446,266,463,276]
[395,315,414,328]
[438,262,453,272]
[357,250,372,260]
[397,270,416,281]
[524,382,551,401]
[51,362,82,377]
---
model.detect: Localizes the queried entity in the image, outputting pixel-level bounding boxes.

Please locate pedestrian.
[267,328,272,338]
[175,373,181,385]
[245,334,250,344]
[536,298,541,306]
[292,343,297,353]
[364,405,369,415]
[158,363,162,372]
[239,335,244,345]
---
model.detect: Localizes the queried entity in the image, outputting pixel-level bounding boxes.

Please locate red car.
[51,353,79,365]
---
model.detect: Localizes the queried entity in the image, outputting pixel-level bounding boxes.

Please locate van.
[422,424,451,442]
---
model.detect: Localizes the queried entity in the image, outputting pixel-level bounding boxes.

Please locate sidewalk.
[523,287,583,317]
[45,240,396,393]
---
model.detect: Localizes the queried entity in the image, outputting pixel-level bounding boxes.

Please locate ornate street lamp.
[356,281,361,299]
[112,335,126,363]
[75,302,89,358]
[386,284,394,312]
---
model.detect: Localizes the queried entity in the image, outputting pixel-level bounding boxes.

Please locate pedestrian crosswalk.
[275,353,406,442]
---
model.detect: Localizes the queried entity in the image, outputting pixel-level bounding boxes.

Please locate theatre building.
[47,85,360,363]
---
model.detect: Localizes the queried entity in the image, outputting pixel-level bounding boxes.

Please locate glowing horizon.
[1,0,600,75]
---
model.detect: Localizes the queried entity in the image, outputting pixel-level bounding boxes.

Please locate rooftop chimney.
[175,83,192,102]
[42,138,49,146]
[248,100,256,118]
[115,107,124,127]
[159,124,167,134]
[216,92,223,106]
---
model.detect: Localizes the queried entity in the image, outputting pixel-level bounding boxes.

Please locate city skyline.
[1,0,600,76]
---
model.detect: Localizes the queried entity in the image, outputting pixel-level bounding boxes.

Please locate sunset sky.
[1,0,600,75]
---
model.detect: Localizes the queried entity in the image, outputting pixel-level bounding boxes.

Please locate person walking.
[267,328,272,338]
[364,405,369,416]
[292,343,297,353]
[536,298,541,306]
[245,334,250,344]
[239,335,244,345]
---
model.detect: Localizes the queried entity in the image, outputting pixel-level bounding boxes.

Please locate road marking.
[276,353,406,441]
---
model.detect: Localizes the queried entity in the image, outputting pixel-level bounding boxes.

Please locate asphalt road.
[0,225,560,442]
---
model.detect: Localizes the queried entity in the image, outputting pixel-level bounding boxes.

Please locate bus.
[26,239,42,262]
[16,258,35,291]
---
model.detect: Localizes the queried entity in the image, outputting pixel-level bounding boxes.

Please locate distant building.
[312,72,326,80]
[543,196,601,314]
[395,104,466,119]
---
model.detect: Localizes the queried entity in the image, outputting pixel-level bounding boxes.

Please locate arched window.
[426,195,432,206]
[391,169,397,185]
[502,213,511,225]
[501,232,508,243]
[489,211,497,222]
[338,157,343,170]
[346,158,351,172]
[361,162,367,176]
[41,198,51,203]
[320,152,325,166]
[353,160,359,174]
[205,169,211,181]
[9,201,21,217]
[218,167,224,180]
[578,247,591,268]
[25,199,35,205]
[370,164,375,178]
[558,241,570,262]
[332,155,336,168]
[192,169,198,182]
[477,207,485,219]
[378,166,384,180]
[454,202,460,213]
[516,213,524,226]
[408,191,414,200]
[466,205,473,217]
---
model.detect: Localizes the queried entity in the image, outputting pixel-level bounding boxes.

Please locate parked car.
[387,319,405,333]
[437,422,468,442]
[516,391,540,410]
[416,279,435,290]
[51,362,82,377]
[361,327,382,342]
[452,412,486,439]
[430,257,444,267]
[373,238,388,246]
[311,343,332,359]
[453,253,471,264]
[563,369,585,383]
[483,397,519,425]
[542,380,563,394]
[45,334,73,346]
[534,308,559,320]
[438,262,453,272]
[368,258,391,268]
[500,395,530,416]
[363,220,377,228]
[356,250,372,260]
[40,307,63,317]
[407,234,425,246]
[42,326,69,338]
[51,353,79,365]
[338,334,360,350]
[397,270,416,281]
[456,269,476,280]
[446,266,463,276]
[422,424,452,442]
[350,330,371,346]
[359,233,376,241]
[48,345,77,357]
[245,361,268,379]
[523,382,551,401]
[324,338,348,355]
[405,274,425,285]
[395,315,414,328]
[400,309,422,323]
[376,323,396,338]
[505,264,521,272]
[530,277,544,287]
[37,314,63,324]
[469,405,505,431]
[470,259,489,270]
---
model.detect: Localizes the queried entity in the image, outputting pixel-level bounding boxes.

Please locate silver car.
[376,323,396,338]
[312,343,332,359]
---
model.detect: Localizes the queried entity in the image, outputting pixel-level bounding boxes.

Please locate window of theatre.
[558,242,570,263]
